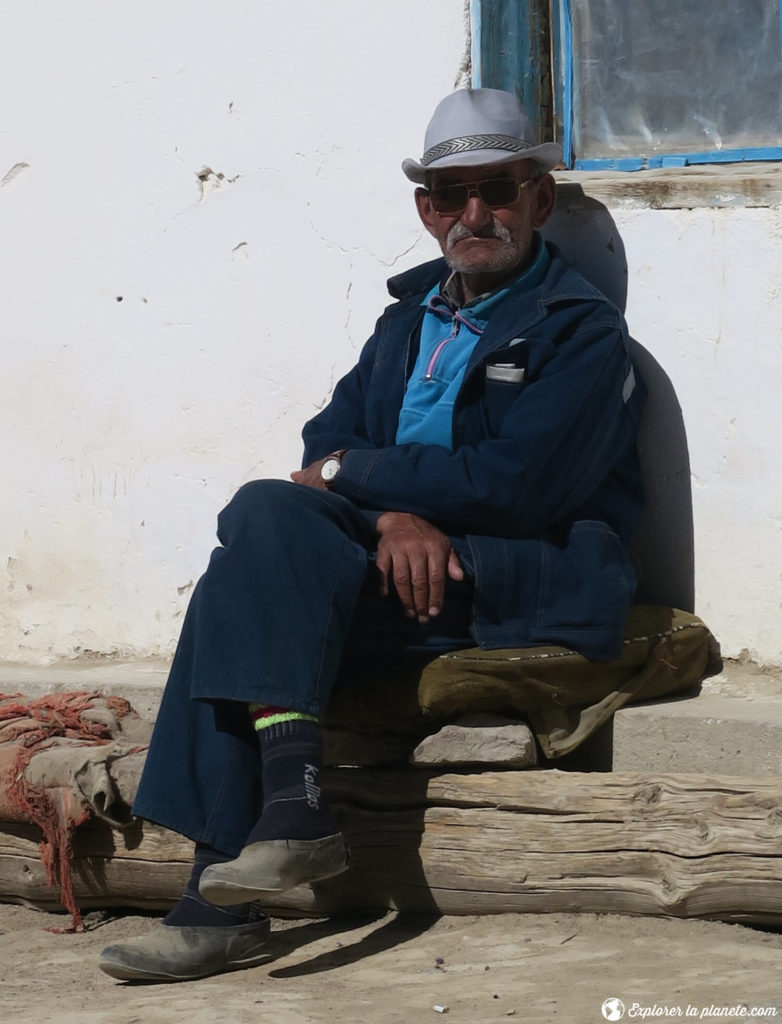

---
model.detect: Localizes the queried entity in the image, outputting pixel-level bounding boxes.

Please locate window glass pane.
[570,0,782,160]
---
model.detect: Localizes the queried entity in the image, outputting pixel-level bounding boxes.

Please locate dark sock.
[246,717,339,844]
[163,843,258,927]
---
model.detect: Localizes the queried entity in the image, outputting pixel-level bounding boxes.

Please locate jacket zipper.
[424,299,485,381]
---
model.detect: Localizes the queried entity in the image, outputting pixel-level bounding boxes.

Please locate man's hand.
[375,511,463,623]
[290,458,330,489]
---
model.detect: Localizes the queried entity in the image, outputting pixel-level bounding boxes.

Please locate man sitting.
[99,87,644,982]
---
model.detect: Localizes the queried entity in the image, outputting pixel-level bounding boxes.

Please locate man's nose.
[460,193,493,229]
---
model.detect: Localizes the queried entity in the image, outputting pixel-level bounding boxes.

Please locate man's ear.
[414,187,439,237]
[531,173,557,230]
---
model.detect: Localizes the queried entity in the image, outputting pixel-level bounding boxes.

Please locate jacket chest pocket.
[483,376,526,436]
[482,360,527,436]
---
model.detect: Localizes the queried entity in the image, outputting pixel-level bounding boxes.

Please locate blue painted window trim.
[470,0,549,127]
[576,149,782,172]
[473,0,782,171]
[552,0,573,168]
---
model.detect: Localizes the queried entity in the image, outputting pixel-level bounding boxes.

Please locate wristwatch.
[320,450,346,487]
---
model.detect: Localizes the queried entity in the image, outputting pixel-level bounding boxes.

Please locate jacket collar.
[386,240,611,311]
[386,258,447,302]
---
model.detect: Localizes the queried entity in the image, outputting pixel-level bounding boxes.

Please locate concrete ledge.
[2,658,780,776]
[0,660,170,722]
[556,162,782,210]
[613,663,782,776]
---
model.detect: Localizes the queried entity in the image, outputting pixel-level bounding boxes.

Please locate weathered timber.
[0,820,192,913]
[2,769,781,924]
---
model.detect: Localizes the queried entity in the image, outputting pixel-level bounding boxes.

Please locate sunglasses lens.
[479,179,520,207]
[429,185,469,214]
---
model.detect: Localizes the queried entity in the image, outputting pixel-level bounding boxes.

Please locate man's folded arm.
[330,326,641,538]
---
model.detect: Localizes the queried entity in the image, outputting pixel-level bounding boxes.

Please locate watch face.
[321,457,340,483]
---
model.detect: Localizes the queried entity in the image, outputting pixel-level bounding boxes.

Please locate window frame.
[472,0,782,171]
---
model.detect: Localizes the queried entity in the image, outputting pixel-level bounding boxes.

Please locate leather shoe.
[199,833,348,905]
[98,918,271,982]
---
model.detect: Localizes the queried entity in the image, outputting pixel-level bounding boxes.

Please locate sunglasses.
[425,175,539,215]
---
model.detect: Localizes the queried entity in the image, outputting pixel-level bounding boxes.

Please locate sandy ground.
[1,904,780,1024]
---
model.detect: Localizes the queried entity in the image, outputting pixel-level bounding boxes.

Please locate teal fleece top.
[396,233,550,449]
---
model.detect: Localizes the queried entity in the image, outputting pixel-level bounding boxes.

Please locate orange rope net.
[0,692,134,931]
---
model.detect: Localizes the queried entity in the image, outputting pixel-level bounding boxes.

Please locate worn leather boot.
[98,917,271,982]
[199,833,348,905]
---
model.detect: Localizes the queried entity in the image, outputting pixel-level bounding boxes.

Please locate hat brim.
[402,142,563,184]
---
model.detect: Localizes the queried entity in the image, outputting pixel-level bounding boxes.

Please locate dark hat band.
[421,133,531,167]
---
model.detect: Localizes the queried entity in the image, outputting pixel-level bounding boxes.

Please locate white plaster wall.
[1,1,465,663]
[2,4,781,668]
[618,206,782,666]
[548,196,782,665]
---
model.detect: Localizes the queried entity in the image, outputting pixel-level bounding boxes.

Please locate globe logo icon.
[602,998,626,1021]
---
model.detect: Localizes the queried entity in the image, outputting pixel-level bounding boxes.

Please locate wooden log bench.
[5,608,763,926]
[2,767,781,926]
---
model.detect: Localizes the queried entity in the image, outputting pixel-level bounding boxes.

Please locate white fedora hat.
[402,88,562,184]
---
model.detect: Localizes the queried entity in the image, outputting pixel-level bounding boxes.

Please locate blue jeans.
[133,480,474,854]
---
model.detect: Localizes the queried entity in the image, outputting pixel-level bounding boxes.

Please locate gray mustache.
[447,222,513,245]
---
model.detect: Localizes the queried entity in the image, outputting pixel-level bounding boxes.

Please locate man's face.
[415,158,555,286]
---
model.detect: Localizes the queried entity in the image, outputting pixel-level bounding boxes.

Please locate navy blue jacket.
[302,241,645,659]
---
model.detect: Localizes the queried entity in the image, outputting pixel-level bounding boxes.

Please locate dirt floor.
[1,904,780,1024]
